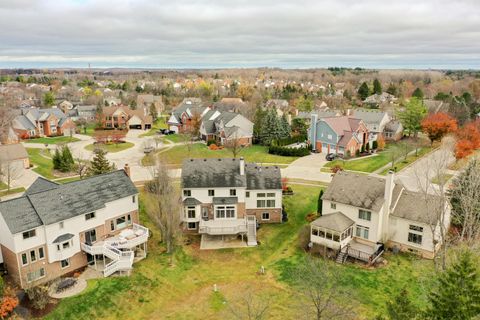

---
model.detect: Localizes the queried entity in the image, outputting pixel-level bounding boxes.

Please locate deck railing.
[198,218,248,235]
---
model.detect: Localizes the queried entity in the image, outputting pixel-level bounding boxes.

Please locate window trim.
[22,229,36,240]
[30,250,37,263]
[230,189,236,196]
[330,202,336,209]
[262,212,270,221]
[208,189,215,196]
[21,253,28,266]
[183,189,191,197]
[186,206,196,219]
[355,225,369,240]
[85,212,96,221]
[408,232,423,245]
[187,222,197,230]
[358,209,372,221]
[60,258,70,269]
[26,267,45,283]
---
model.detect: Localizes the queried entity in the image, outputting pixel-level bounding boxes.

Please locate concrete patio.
[200,234,248,250]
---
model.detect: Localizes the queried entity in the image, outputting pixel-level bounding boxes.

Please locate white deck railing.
[198,219,248,235]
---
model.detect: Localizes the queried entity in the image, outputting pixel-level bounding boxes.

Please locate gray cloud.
[0,0,479,68]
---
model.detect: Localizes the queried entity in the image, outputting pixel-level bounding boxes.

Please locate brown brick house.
[12,107,76,139]
[101,105,153,130]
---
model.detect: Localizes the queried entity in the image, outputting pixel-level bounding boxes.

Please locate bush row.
[268,145,311,157]
[271,135,307,147]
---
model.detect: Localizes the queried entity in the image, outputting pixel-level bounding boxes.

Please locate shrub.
[355,149,360,157]
[268,145,310,157]
[25,285,50,310]
[0,296,18,319]
[206,139,216,146]
[272,135,307,147]
[372,140,378,150]
[361,145,365,153]
[209,144,218,150]
[366,143,370,151]
[331,164,343,174]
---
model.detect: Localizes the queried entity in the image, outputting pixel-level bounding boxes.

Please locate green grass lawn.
[27,148,56,179]
[46,184,435,320]
[0,187,26,197]
[148,144,299,167]
[77,123,98,136]
[85,142,135,153]
[23,136,80,145]
[378,146,433,175]
[163,133,189,143]
[139,117,168,137]
[54,176,82,184]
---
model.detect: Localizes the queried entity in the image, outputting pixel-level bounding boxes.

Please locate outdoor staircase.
[246,216,257,246]
[81,242,134,277]
[336,249,348,264]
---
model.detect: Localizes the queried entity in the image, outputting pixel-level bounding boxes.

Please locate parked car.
[144,146,154,154]
[325,153,338,161]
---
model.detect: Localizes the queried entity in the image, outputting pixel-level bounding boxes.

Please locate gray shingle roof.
[0,170,137,234]
[352,109,387,125]
[311,212,355,232]
[213,197,238,205]
[181,158,282,190]
[0,143,28,162]
[183,197,202,206]
[53,233,74,243]
[25,177,59,195]
[322,171,386,212]
[391,189,444,225]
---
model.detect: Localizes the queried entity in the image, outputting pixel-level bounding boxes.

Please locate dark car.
[325,153,338,161]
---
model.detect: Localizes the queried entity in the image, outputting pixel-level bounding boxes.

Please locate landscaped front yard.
[147,144,299,167]
[23,136,80,144]
[45,185,435,320]
[85,142,135,153]
[27,148,56,179]
[139,117,168,137]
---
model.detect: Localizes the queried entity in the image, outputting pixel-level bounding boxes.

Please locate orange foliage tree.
[0,296,19,319]
[377,135,386,150]
[421,112,457,145]
[455,120,480,159]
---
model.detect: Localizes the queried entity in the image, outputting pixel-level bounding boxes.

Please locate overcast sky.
[1,0,479,69]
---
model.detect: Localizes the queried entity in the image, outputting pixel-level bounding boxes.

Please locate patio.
[200,234,248,249]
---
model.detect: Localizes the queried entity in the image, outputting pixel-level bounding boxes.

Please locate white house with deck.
[181,158,283,248]
[310,171,450,264]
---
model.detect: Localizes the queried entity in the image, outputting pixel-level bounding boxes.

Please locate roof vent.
[218,159,222,161]
[203,159,207,161]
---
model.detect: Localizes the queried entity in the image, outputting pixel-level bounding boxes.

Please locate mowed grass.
[154,144,299,167]
[0,187,26,197]
[379,146,433,175]
[23,136,80,144]
[46,184,435,320]
[85,142,135,153]
[27,148,56,179]
[325,152,392,172]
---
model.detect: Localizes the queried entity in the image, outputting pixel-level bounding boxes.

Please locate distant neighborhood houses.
[12,107,76,139]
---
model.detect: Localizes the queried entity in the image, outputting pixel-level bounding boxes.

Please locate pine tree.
[52,148,62,170]
[61,145,74,172]
[88,148,115,176]
[253,108,267,143]
[412,87,424,99]
[385,287,417,320]
[386,83,398,96]
[373,78,382,95]
[428,250,480,320]
[260,108,277,145]
[280,114,291,140]
[317,189,324,215]
[358,82,370,100]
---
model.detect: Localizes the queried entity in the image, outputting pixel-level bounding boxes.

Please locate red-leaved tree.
[421,112,457,145]
[455,120,480,159]
[455,139,474,160]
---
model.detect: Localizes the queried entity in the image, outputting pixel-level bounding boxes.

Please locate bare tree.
[227,288,270,320]
[0,160,22,192]
[412,137,454,270]
[291,257,356,320]
[225,129,243,158]
[0,106,14,144]
[75,154,89,180]
[144,161,182,256]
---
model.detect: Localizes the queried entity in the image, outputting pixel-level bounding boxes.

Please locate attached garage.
[128,115,143,129]
[63,128,75,136]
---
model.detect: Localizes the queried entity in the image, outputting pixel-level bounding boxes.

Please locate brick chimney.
[239,157,245,175]
[124,163,131,177]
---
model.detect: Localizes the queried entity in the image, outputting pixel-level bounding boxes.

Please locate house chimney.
[384,170,395,206]
[310,113,318,152]
[239,157,245,176]
[381,170,395,242]
[124,163,131,177]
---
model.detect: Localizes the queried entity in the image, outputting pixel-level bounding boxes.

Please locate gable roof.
[321,116,363,136]
[391,189,445,225]
[0,170,137,234]
[25,177,59,195]
[352,109,388,125]
[0,143,28,162]
[311,212,355,232]
[322,171,386,212]
[245,164,282,190]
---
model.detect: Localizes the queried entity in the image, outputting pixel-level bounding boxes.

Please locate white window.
[230,189,236,196]
[59,222,64,229]
[62,241,70,250]
[208,190,215,196]
[257,193,265,198]
[85,212,95,220]
[327,134,332,140]
[356,225,369,239]
[23,229,36,240]
[183,190,191,197]
[61,259,70,269]
[27,268,45,282]
[30,250,36,263]
[266,200,276,207]
[257,200,266,208]
[257,193,276,208]
[330,203,336,209]
[202,207,208,218]
[262,212,270,220]
[127,214,132,225]
[215,206,236,219]
[116,216,127,229]
[408,233,423,245]
[358,210,371,221]
[409,225,424,232]
[246,191,250,198]
[187,222,196,230]
[21,253,28,266]
[187,206,196,219]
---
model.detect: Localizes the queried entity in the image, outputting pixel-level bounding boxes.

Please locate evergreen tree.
[373,78,382,95]
[358,82,370,100]
[88,148,115,176]
[52,148,62,170]
[60,145,74,172]
[412,87,424,99]
[253,108,267,143]
[385,287,417,320]
[280,114,291,139]
[260,108,277,145]
[428,250,480,320]
[317,189,324,215]
[386,83,398,96]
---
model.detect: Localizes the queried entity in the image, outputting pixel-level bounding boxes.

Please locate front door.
[85,229,97,245]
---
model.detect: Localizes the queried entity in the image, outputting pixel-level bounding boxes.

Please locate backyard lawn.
[23,136,80,144]
[45,185,435,320]
[85,142,135,153]
[27,148,56,179]
[148,144,299,167]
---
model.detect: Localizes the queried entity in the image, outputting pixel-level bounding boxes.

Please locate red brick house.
[101,106,152,130]
[12,107,76,139]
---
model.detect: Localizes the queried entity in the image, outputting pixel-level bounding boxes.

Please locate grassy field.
[78,123,98,136]
[85,142,135,153]
[163,133,189,143]
[0,187,25,197]
[23,136,80,144]
[150,144,299,167]
[27,148,56,179]
[378,146,433,175]
[46,185,435,320]
[139,117,168,137]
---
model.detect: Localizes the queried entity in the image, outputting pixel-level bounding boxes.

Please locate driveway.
[282,152,333,183]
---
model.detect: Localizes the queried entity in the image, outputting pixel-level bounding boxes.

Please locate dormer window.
[22,229,36,240]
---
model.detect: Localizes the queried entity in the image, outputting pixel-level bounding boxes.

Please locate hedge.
[272,135,307,147]
[268,145,311,157]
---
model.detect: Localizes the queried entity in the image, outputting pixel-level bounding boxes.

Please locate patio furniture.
[56,278,77,293]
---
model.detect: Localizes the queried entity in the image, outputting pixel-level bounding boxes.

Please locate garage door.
[322,143,329,154]
[169,126,179,133]
[63,128,74,136]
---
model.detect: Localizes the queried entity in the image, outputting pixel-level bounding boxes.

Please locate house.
[12,107,76,139]
[212,98,247,113]
[424,99,450,114]
[104,97,121,106]
[72,105,97,122]
[363,92,397,106]
[200,110,253,146]
[310,171,450,262]
[0,143,30,182]
[181,158,283,248]
[167,98,209,133]
[351,109,403,144]
[136,94,164,118]
[309,115,368,155]
[265,99,290,116]
[0,169,149,288]
[101,105,152,130]
[297,110,341,125]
